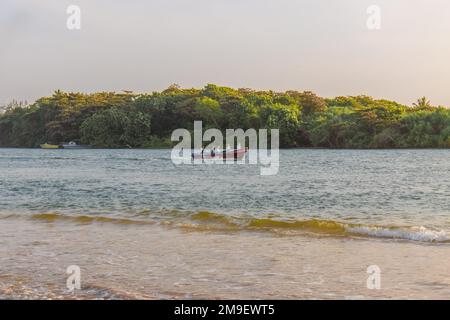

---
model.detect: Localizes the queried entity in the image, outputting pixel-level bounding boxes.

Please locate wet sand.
[1,217,450,299]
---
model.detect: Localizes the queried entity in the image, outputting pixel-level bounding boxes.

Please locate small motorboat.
[60,141,89,149]
[40,143,60,149]
[192,147,248,160]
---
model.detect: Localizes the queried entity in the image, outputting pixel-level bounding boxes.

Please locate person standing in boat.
[201,146,205,159]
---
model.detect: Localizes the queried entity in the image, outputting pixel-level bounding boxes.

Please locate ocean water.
[1,148,450,299]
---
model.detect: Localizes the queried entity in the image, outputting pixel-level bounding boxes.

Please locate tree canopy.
[0,85,449,148]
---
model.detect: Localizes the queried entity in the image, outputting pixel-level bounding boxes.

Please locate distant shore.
[1,86,449,149]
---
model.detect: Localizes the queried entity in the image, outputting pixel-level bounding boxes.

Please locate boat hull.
[40,144,60,149]
[192,148,247,160]
[61,145,90,149]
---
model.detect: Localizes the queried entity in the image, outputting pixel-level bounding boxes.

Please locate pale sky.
[1,0,450,106]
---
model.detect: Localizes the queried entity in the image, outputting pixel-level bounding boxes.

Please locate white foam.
[346,226,450,243]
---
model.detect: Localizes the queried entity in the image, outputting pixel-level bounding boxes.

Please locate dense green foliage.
[1,85,449,148]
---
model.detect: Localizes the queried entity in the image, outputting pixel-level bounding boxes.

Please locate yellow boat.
[40,143,60,149]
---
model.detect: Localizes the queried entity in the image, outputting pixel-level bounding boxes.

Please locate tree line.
[0,84,449,148]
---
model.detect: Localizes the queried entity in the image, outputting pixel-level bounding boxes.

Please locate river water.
[0,149,449,299]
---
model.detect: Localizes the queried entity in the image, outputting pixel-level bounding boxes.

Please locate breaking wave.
[19,211,450,243]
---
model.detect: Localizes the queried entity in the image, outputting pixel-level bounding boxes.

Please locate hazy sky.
[1,0,450,106]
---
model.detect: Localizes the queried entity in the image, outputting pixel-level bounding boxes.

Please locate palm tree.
[413,97,432,109]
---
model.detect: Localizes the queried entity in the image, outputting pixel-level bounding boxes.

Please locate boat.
[60,141,89,149]
[192,147,248,160]
[40,143,60,149]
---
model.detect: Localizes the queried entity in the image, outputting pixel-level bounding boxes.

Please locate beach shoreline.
[2,217,450,300]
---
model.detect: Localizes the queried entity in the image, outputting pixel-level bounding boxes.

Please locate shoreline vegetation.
[1,84,449,149]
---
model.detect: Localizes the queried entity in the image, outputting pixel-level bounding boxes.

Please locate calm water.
[1,148,450,299]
